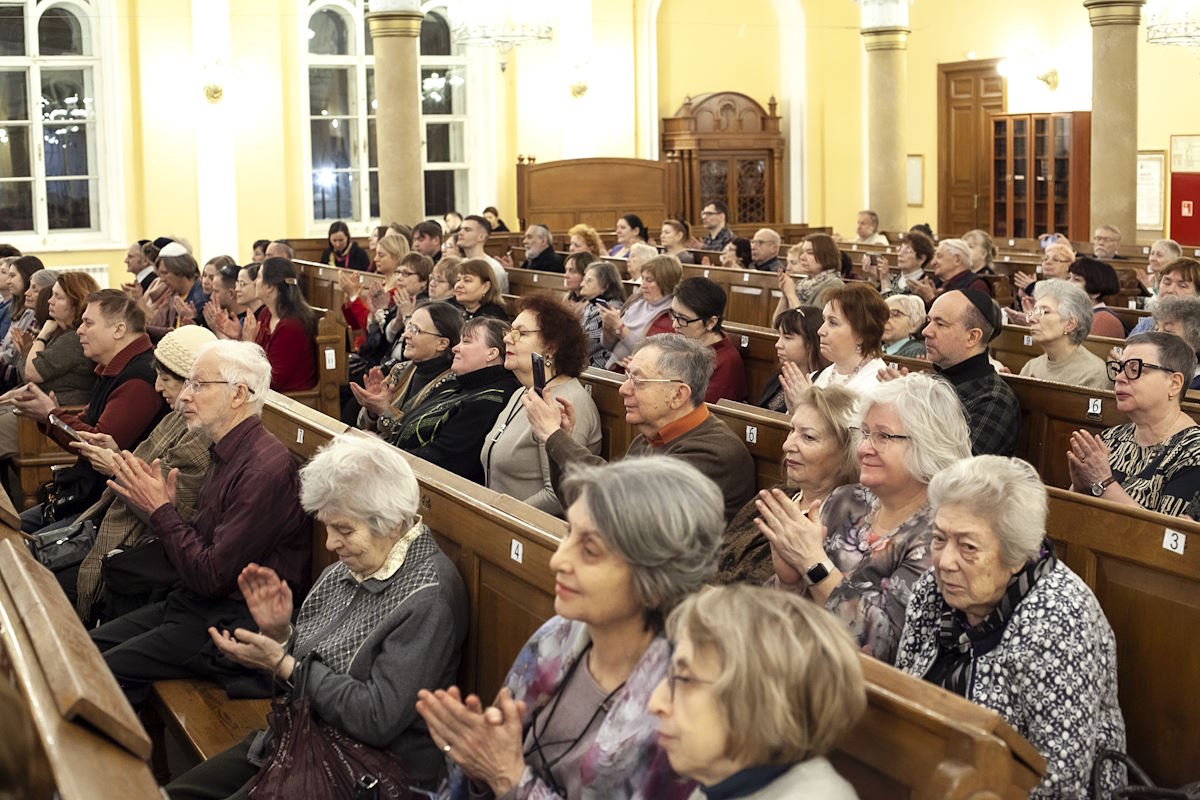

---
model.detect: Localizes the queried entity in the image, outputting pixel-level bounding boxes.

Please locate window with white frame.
[303,0,469,227]
[0,0,109,237]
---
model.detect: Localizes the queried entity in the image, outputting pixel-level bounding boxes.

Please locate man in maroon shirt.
[92,340,310,702]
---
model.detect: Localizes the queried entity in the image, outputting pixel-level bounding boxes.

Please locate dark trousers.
[165,733,259,800]
[91,589,270,705]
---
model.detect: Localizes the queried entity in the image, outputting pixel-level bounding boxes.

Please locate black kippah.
[957,288,1003,342]
[152,236,174,249]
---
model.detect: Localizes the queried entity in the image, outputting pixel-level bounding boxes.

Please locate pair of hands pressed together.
[416,685,528,796]
[754,489,826,586]
[1066,430,1114,491]
[209,563,297,679]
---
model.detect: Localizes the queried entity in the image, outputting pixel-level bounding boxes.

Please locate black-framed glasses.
[668,310,702,326]
[1106,358,1177,381]
[851,426,911,450]
[665,664,713,702]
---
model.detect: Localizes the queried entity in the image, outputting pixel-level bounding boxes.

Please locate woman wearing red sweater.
[243,257,318,391]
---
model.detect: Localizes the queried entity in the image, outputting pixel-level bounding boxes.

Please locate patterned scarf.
[933,542,1057,696]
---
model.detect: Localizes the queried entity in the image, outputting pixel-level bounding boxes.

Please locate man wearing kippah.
[921,289,1020,457]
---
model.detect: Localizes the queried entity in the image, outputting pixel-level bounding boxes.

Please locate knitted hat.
[154,325,217,379]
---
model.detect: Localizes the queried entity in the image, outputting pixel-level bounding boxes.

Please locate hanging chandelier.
[450,0,553,70]
[1146,0,1200,47]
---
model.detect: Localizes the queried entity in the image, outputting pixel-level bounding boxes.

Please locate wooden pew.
[9,409,83,509]
[0,537,160,800]
[724,321,779,403]
[1045,488,1200,786]
[709,400,790,492]
[281,315,347,420]
[253,396,1045,799]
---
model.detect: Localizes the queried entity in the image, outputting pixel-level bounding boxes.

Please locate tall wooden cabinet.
[990,111,1091,241]
[661,92,785,225]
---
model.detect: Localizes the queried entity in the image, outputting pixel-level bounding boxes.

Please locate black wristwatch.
[805,559,834,585]
[1090,476,1117,496]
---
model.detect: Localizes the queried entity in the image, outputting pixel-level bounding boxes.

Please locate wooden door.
[938,60,1005,236]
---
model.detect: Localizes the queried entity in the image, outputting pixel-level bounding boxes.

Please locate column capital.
[1083,0,1145,27]
[862,26,910,51]
[367,10,423,39]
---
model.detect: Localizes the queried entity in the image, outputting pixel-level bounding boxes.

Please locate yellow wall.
[655,0,780,119]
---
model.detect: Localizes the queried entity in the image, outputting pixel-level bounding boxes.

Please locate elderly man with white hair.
[1019,279,1110,389]
[519,224,563,273]
[750,228,783,272]
[909,238,990,308]
[91,340,311,704]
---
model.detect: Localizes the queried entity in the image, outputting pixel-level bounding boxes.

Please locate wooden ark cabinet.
[661,92,785,225]
[990,111,1090,242]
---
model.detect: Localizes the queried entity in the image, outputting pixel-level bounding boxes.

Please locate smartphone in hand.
[48,414,84,443]
[531,352,547,398]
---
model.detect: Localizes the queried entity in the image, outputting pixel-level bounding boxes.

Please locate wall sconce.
[997,51,1059,92]
[569,81,588,98]
[200,60,237,104]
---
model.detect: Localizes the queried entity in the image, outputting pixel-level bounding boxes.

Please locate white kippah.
[159,241,188,258]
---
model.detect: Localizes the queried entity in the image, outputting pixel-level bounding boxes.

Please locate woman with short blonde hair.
[567,223,605,258]
[650,584,865,799]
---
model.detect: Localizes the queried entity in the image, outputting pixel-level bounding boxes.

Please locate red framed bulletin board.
[1171,136,1200,246]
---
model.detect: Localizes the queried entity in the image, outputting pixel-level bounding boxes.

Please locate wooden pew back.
[0,537,159,800]
[989,324,1123,375]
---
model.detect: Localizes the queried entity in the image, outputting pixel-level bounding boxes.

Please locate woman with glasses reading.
[754,374,971,663]
[668,277,747,403]
[1068,331,1200,519]
[417,456,721,800]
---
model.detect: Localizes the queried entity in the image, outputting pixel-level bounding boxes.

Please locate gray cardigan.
[480,380,601,516]
[249,529,468,789]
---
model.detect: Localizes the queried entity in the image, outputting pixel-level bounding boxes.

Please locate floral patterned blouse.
[816,483,935,665]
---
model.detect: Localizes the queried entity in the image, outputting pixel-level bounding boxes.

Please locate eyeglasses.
[235,279,251,288]
[1027,306,1059,321]
[507,327,540,343]
[405,323,441,337]
[183,378,253,395]
[668,310,703,326]
[751,239,772,246]
[852,426,911,450]
[888,309,906,319]
[623,373,684,390]
[700,210,720,217]
[1041,255,1073,264]
[665,664,713,702]
[1106,358,1177,381]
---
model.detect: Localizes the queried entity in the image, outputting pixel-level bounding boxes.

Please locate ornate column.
[861,18,909,232]
[367,2,424,225]
[1084,0,1144,236]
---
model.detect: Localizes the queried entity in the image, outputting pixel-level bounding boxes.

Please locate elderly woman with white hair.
[417,456,723,800]
[909,238,990,307]
[754,373,971,663]
[1018,279,1110,389]
[649,585,866,799]
[166,433,469,799]
[896,455,1126,798]
[882,294,927,358]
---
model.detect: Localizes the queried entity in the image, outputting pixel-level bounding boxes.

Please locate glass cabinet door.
[1033,116,1050,235]
[1053,114,1072,234]
[1011,117,1028,238]
[993,118,1009,237]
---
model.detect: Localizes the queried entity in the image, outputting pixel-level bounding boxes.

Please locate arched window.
[0,0,117,242]
[302,1,469,227]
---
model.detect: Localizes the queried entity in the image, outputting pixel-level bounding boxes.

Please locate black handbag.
[1092,749,1200,799]
[38,460,106,524]
[28,518,97,572]
[98,536,181,622]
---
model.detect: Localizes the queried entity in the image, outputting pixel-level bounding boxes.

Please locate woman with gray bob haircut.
[418,455,722,799]
[168,433,468,798]
[754,373,970,663]
[896,456,1125,798]
[1152,294,1200,385]
[1019,279,1110,390]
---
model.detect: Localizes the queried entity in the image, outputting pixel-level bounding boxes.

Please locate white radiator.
[47,264,111,289]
